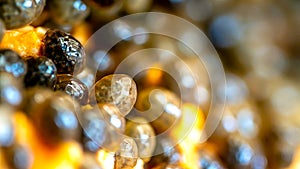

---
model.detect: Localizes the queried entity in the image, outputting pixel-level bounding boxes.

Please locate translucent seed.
[115,137,138,169]
[125,117,156,162]
[90,74,137,116]
[80,107,123,152]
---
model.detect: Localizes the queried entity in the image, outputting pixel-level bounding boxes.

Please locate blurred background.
[2,0,300,168]
[36,0,300,168]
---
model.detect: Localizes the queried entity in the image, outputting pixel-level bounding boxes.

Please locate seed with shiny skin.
[0,49,27,78]
[80,107,123,152]
[24,56,57,89]
[42,29,86,75]
[115,137,138,169]
[90,74,137,116]
[55,74,89,105]
[125,117,156,162]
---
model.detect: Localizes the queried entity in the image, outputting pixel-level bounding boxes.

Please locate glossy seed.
[49,0,90,26]
[55,74,89,105]
[0,49,27,78]
[90,74,137,116]
[0,0,45,29]
[0,72,23,107]
[24,56,57,88]
[42,29,86,75]
[29,92,80,145]
[115,137,138,169]
[134,88,181,134]
[80,107,123,152]
[125,117,156,162]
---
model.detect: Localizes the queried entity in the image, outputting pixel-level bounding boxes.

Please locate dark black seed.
[0,0,45,29]
[55,74,89,105]
[0,72,23,107]
[0,49,27,78]
[29,92,80,145]
[42,29,86,75]
[2,143,33,169]
[24,56,57,89]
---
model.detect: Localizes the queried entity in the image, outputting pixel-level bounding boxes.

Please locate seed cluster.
[0,0,299,169]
